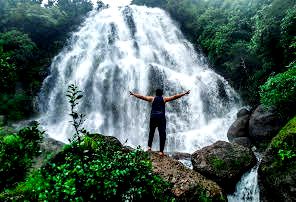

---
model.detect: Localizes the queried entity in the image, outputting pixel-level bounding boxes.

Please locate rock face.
[191,141,256,193]
[236,108,251,118]
[249,105,283,147]
[167,152,191,160]
[232,137,252,148]
[258,116,296,202]
[150,152,226,201]
[227,108,252,148]
[227,114,250,141]
[33,137,65,169]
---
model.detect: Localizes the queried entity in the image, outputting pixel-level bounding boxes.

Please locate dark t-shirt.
[150,96,165,119]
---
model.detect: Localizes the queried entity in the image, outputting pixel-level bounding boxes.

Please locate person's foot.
[147,147,152,152]
[158,152,165,157]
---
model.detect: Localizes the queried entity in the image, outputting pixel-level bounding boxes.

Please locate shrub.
[270,116,296,162]
[6,135,174,201]
[260,66,296,115]
[0,93,32,121]
[0,122,44,191]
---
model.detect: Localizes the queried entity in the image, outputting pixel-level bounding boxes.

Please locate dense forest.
[134,0,296,111]
[0,0,94,121]
[0,0,296,201]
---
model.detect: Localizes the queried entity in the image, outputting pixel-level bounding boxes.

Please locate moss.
[270,116,296,161]
[208,156,226,171]
[260,115,296,198]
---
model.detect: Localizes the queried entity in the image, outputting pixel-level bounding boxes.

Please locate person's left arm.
[129,91,154,102]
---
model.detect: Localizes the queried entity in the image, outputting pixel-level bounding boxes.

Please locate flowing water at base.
[228,152,262,202]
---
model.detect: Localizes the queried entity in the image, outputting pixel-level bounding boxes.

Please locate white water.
[228,152,262,202]
[37,5,241,153]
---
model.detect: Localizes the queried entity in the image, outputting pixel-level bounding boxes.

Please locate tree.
[0,46,16,94]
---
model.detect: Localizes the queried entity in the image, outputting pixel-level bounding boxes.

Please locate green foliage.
[270,116,296,163]
[259,66,296,114]
[6,135,174,201]
[0,0,94,122]
[66,83,86,144]
[0,122,44,191]
[0,46,16,93]
[278,149,296,161]
[0,93,32,121]
[0,30,37,68]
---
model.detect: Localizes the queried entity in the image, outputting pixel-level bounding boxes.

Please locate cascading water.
[38,5,241,153]
[228,152,262,202]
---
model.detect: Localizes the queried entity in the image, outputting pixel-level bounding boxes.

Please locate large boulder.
[249,105,283,148]
[191,141,256,193]
[150,152,226,201]
[227,114,250,141]
[232,137,252,148]
[259,116,296,202]
[236,108,251,118]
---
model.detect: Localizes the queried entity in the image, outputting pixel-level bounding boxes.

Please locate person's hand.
[129,91,134,96]
[185,90,190,95]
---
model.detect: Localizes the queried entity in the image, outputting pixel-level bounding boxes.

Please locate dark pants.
[148,117,166,152]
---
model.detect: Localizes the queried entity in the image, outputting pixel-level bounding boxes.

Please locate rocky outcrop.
[249,105,283,147]
[150,152,226,201]
[191,141,256,193]
[259,116,296,202]
[227,108,252,148]
[232,137,252,148]
[167,152,191,160]
[227,114,250,141]
[236,108,251,118]
[33,137,65,169]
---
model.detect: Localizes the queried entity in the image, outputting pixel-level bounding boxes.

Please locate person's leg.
[158,118,166,155]
[148,118,157,150]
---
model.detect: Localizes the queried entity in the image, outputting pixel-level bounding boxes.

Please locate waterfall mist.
[37,5,241,153]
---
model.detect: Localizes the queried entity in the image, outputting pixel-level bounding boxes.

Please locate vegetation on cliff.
[259,116,296,201]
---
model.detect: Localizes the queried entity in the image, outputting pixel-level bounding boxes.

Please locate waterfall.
[37,5,241,153]
[228,152,262,202]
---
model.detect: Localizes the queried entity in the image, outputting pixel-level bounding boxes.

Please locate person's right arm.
[164,90,190,103]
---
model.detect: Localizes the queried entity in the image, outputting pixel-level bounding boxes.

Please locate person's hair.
[155,89,163,96]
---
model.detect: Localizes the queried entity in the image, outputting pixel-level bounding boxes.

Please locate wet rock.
[33,137,65,169]
[191,141,256,193]
[236,108,251,118]
[104,135,123,147]
[249,105,283,148]
[258,116,296,202]
[232,137,252,148]
[167,152,191,160]
[227,114,250,141]
[150,152,226,201]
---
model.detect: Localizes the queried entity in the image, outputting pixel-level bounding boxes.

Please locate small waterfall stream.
[228,152,262,202]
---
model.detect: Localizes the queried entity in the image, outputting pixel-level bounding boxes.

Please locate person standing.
[130,89,190,156]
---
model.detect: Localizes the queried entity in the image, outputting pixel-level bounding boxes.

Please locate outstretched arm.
[130,91,154,102]
[164,90,190,103]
